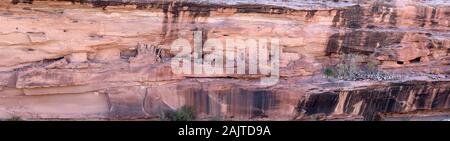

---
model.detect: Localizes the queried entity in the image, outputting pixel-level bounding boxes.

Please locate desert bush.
[5,116,23,121]
[169,106,196,121]
[323,68,334,78]
[331,54,397,81]
[335,54,359,80]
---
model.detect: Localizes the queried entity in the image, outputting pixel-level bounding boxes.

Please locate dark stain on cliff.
[368,2,397,27]
[56,0,299,15]
[332,10,342,27]
[356,89,404,120]
[187,5,212,18]
[160,2,170,42]
[251,90,276,118]
[305,10,318,19]
[160,1,178,44]
[326,31,366,55]
[297,92,339,115]
[235,4,290,14]
[430,8,439,26]
[296,81,450,120]
[68,0,88,4]
[325,31,405,55]
[362,31,404,50]
[11,0,33,4]
[158,1,213,44]
[431,88,450,109]
[91,0,128,10]
[326,33,342,56]
[340,31,365,54]
[177,83,279,119]
[416,7,427,27]
[341,5,364,29]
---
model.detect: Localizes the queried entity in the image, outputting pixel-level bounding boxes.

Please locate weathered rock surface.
[0,0,449,120]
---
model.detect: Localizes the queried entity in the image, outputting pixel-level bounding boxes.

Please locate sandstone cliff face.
[0,0,449,121]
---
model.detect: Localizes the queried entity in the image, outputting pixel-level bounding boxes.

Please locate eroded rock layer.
[0,0,449,120]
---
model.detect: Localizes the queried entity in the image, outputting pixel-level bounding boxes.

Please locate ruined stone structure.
[0,0,449,121]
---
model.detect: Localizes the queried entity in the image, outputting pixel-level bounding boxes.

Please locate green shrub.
[5,116,23,121]
[323,68,334,78]
[170,106,196,121]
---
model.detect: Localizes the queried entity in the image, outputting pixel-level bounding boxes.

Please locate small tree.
[171,106,196,121]
[324,68,334,78]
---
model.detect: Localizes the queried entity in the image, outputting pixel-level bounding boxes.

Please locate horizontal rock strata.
[0,0,449,120]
